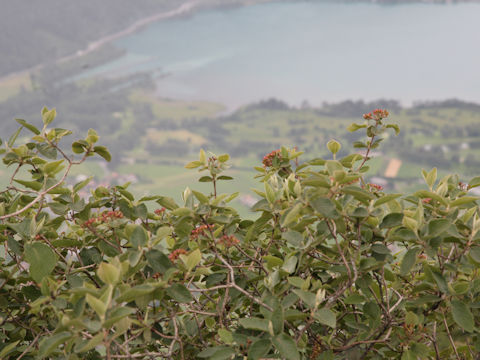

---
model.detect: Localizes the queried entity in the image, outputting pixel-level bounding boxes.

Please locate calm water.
[91,1,480,108]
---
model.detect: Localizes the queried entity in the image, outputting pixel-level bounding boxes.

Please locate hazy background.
[1,0,480,214]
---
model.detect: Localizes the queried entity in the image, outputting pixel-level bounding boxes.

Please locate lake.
[88,1,480,108]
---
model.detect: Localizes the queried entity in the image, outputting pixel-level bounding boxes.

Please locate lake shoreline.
[1,0,478,83]
[0,0,275,83]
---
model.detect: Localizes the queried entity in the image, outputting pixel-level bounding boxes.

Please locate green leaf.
[469,247,480,263]
[386,123,400,135]
[97,262,120,285]
[48,202,68,215]
[198,346,235,360]
[344,294,365,304]
[218,154,229,163]
[282,256,297,274]
[86,129,99,144]
[146,249,173,273]
[166,283,193,303]
[7,236,22,255]
[86,293,107,318]
[134,203,148,220]
[310,197,338,218]
[410,342,430,358]
[450,196,479,207]
[364,302,380,320]
[74,332,103,353]
[217,175,233,180]
[292,289,316,308]
[44,159,64,175]
[104,307,136,328]
[238,317,269,332]
[199,176,213,182]
[24,243,57,283]
[451,300,474,332]
[248,339,271,360]
[374,193,402,207]
[73,176,92,192]
[281,203,302,227]
[400,248,419,276]
[16,119,40,135]
[7,126,22,147]
[156,196,179,210]
[192,190,209,204]
[13,178,43,191]
[42,107,57,126]
[422,167,437,189]
[427,219,451,237]
[93,146,111,162]
[380,213,404,228]
[130,225,148,248]
[347,123,367,132]
[218,328,233,344]
[79,247,102,266]
[283,231,303,248]
[271,306,284,335]
[431,270,449,293]
[272,333,300,360]
[314,308,336,328]
[265,182,276,204]
[451,281,470,295]
[185,160,203,169]
[468,176,480,190]
[199,148,206,164]
[0,340,20,358]
[116,284,155,303]
[371,244,390,255]
[414,190,448,206]
[341,185,375,203]
[325,160,343,175]
[184,248,202,272]
[72,140,87,154]
[38,331,71,358]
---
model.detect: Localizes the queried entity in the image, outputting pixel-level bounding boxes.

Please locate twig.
[334,327,392,352]
[326,220,352,282]
[443,311,461,360]
[17,332,42,360]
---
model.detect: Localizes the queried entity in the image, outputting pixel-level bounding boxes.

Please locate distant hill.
[0,0,184,77]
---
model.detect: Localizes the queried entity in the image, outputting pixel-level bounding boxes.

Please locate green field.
[55,96,480,219]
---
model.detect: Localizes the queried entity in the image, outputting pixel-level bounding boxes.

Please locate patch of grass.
[130,90,224,119]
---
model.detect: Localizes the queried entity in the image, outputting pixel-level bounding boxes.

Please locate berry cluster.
[218,235,239,247]
[340,178,359,186]
[82,210,123,227]
[363,108,389,121]
[154,207,166,215]
[368,183,384,191]
[190,224,214,239]
[262,149,282,168]
[168,248,188,262]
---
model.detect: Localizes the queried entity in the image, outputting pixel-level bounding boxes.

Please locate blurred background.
[1,0,480,215]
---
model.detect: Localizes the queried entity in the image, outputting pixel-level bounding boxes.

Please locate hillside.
[0,0,185,77]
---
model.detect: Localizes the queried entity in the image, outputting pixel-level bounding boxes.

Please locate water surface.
[91,1,480,108]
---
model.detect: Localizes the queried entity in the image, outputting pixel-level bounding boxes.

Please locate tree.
[1,107,480,359]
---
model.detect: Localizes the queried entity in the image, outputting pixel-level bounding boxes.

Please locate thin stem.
[443,311,461,360]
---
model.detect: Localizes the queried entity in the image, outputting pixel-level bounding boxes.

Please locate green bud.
[327,139,341,155]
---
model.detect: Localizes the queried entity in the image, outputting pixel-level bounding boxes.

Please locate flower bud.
[327,139,341,155]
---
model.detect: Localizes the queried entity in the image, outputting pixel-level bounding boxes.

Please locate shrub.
[1,107,480,359]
